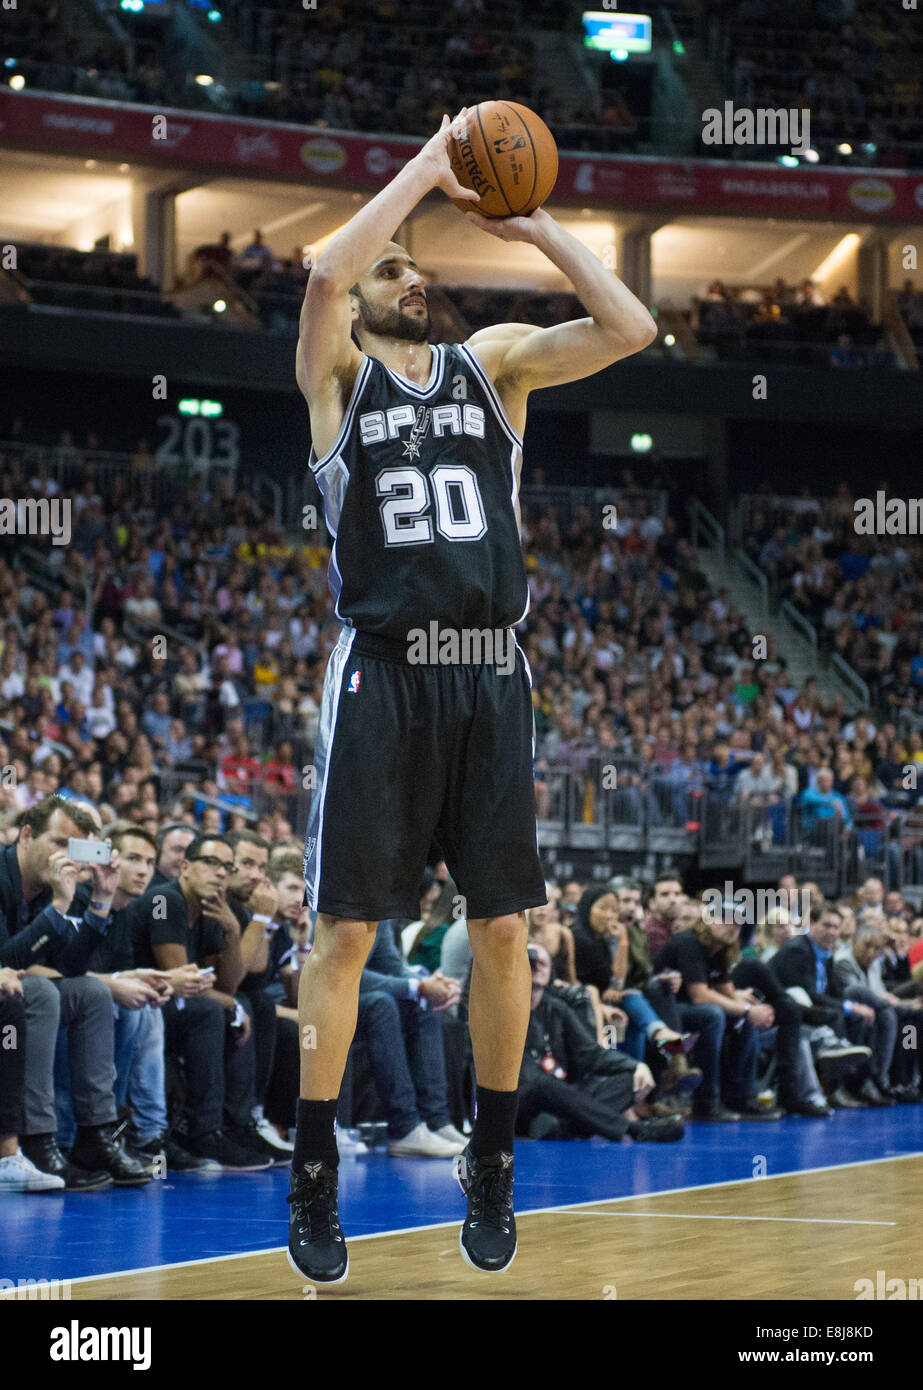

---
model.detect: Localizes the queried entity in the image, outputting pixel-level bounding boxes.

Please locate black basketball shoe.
[455,1145,516,1274]
[286,1162,348,1284]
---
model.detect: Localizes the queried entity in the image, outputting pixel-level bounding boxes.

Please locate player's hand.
[464,206,552,242]
[413,109,482,204]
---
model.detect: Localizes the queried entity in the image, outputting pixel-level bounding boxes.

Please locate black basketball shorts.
[302,623,547,921]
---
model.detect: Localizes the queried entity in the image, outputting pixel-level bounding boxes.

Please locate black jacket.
[572,921,613,994]
[0,842,109,975]
[522,991,635,1086]
[768,934,844,1027]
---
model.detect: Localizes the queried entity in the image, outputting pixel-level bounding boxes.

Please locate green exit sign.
[178,399,224,418]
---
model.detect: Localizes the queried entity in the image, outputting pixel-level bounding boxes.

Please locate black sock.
[470,1086,518,1158]
[292,1098,339,1172]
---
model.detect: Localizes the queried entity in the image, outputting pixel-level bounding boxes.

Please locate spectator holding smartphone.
[0,795,147,1189]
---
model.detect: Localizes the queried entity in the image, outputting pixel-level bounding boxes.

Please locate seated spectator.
[119,834,275,1171]
[355,918,467,1157]
[833,924,920,1102]
[653,903,782,1122]
[770,903,879,1109]
[800,766,853,831]
[407,877,463,974]
[152,821,196,887]
[235,848,306,1154]
[642,873,685,960]
[0,795,149,1189]
[0,966,65,1191]
[61,824,215,1174]
[526,899,576,983]
[760,906,796,963]
[572,885,699,1086]
[517,943,684,1144]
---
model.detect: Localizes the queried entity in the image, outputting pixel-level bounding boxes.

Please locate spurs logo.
[401,406,432,461]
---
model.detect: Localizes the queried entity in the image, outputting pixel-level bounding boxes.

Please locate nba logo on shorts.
[348,669,362,693]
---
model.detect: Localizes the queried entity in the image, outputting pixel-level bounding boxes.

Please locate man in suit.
[353,920,467,1157]
[770,903,883,1108]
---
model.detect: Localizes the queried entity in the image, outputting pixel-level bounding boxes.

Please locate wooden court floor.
[68,1154,921,1301]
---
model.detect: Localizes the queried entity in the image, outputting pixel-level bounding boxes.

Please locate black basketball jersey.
[308,341,530,641]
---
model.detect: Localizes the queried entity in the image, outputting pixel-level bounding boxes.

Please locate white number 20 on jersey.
[376,465,487,546]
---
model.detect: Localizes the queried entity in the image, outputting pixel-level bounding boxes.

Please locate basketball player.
[289,107,656,1281]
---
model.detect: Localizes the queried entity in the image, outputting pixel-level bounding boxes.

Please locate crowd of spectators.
[9,0,923,167]
[0,410,921,1191]
[740,484,923,729]
[689,0,923,168]
[6,780,919,1195]
[692,278,891,368]
[2,432,922,882]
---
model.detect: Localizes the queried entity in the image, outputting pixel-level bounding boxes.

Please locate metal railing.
[734,547,769,616]
[780,599,818,662]
[530,767,921,895]
[688,497,725,557]
[831,652,870,710]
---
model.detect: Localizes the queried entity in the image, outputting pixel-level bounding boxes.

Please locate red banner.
[2,89,922,223]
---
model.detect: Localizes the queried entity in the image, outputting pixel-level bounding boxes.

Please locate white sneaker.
[0,1150,66,1192]
[387,1122,461,1158]
[433,1124,469,1151]
[336,1129,369,1155]
[253,1116,295,1153]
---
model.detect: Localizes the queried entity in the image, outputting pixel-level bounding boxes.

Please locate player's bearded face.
[353,287,429,343]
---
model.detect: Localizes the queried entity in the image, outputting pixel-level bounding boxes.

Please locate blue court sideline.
[2,1108,921,1284]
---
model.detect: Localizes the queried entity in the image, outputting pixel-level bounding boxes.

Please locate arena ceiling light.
[837,142,853,155]
[195,75,215,87]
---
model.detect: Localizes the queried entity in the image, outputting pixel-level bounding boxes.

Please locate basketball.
[449,100,558,218]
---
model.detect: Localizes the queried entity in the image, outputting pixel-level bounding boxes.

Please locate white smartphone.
[196,966,215,977]
[67,838,111,865]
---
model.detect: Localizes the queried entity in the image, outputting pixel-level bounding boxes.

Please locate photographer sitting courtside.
[517,943,684,1143]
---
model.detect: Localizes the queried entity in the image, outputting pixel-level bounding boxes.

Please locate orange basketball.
[449,101,558,218]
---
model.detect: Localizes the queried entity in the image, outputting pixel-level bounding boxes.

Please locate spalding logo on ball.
[449,101,559,218]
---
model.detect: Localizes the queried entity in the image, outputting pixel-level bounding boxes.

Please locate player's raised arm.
[295,109,480,409]
[464,206,657,393]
